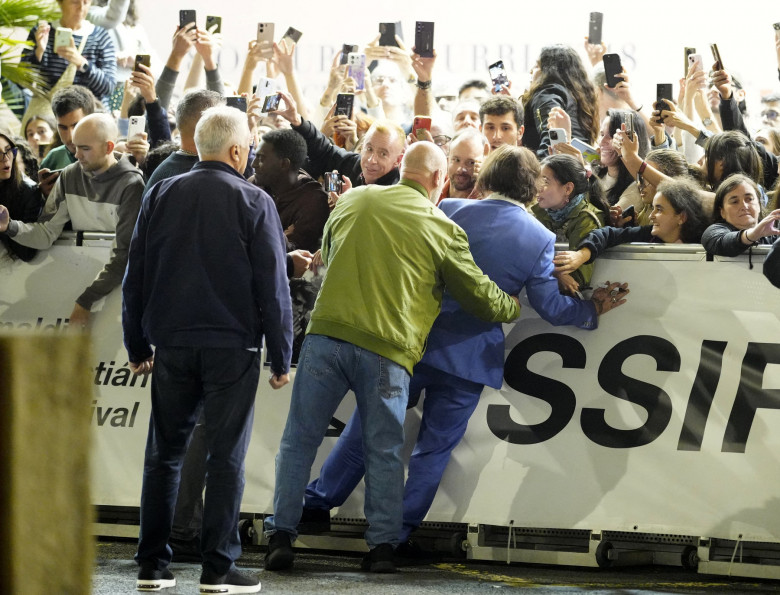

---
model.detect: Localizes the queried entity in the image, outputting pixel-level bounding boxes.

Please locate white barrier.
[1,239,779,545]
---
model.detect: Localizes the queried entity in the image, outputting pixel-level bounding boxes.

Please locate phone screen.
[283,27,302,44]
[261,94,281,113]
[488,60,507,91]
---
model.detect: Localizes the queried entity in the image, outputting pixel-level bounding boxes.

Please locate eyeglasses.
[636,172,648,189]
[372,75,399,85]
[761,109,779,121]
[1,146,18,161]
[432,134,451,147]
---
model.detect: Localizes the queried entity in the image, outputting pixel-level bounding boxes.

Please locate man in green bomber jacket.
[264,141,520,574]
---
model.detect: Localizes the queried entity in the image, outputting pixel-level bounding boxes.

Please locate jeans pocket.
[301,335,341,379]
[378,356,409,401]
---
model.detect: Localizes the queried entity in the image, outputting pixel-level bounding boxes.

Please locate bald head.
[400,142,447,202]
[72,113,118,175]
[74,113,119,145]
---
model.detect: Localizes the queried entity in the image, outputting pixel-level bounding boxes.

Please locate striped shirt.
[22,20,117,103]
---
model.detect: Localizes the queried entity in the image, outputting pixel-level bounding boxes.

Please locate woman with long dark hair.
[0,132,44,261]
[522,45,599,159]
[596,108,650,210]
[532,154,608,294]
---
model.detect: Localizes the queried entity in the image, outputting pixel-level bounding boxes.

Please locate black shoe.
[297,506,331,533]
[264,530,295,571]
[360,543,397,573]
[199,566,261,594]
[170,535,202,563]
[136,565,175,591]
[394,539,442,565]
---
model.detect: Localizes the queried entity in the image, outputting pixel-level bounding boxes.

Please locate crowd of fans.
[2,5,779,305]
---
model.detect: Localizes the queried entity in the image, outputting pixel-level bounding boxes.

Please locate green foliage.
[0,0,60,95]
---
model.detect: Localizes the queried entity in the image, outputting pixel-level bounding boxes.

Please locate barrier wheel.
[595,541,613,568]
[681,545,699,571]
[449,531,467,558]
[238,518,255,545]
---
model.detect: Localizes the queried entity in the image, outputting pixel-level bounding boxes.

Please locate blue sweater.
[122,161,293,375]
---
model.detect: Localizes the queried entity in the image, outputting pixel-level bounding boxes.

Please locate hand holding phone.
[128,115,146,139]
[488,60,508,93]
[588,12,603,45]
[205,15,221,34]
[549,128,567,147]
[226,96,248,113]
[602,54,622,88]
[261,93,282,113]
[414,21,435,58]
[257,22,275,58]
[621,204,636,227]
[54,27,73,50]
[179,10,196,29]
[710,43,724,71]
[413,115,432,140]
[134,54,151,72]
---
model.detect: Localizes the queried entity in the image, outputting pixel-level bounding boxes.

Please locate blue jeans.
[135,347,260,575]
[264,334,410,547]
[304,362,483,541]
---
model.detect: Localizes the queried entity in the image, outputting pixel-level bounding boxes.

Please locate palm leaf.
[0,0,59,29]
[0,0,59,95]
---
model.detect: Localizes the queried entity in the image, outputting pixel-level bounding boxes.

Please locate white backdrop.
[133,0,780,124]
[2,242,780,542]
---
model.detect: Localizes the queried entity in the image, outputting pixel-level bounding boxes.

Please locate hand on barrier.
[591,281,629,315]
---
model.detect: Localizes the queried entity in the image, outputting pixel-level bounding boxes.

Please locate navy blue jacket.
[122,161,293,375]
[421,197,597,389]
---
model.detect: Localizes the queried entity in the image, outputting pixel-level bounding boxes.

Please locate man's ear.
[517,125,524,144]
[394,152,404,168]
[106,140,115,155]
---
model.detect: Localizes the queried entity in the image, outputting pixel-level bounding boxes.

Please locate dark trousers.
[135,346,260,575]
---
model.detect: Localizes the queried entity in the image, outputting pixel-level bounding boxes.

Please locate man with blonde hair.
[0,112,144,327]
[263,141,521,574]
[123,105,293,594]
[271,90,405,188]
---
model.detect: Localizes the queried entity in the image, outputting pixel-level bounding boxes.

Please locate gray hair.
[194,106,249,158]
[175,89,224,137]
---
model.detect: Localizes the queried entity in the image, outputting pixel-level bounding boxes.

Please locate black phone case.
[335,95,354,118]
[415,22,434,58]
[179,10,196,28]
[602,54,622,88]
[379,22,400,47]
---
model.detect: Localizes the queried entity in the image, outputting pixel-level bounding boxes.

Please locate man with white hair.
[0,112,144,326]
[123,105,293,594]
[263,141,521,574]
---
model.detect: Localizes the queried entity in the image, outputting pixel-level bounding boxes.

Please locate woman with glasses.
[0,132,44,261]
[702,173,780,256]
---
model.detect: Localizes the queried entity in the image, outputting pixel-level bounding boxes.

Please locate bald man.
[264,142,521,574]
[440,128,490,200]
[0,112,145,326]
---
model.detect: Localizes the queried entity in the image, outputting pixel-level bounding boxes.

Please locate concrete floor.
[93,539,780,594]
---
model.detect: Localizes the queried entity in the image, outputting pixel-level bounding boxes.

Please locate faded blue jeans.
[264,334,410,547]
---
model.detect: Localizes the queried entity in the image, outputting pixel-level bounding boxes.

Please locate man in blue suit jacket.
[299,146,627,552]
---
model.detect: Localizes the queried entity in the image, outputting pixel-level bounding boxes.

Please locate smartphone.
[549,127,567,147]
[323,171,342,194]
[684,47,696,76]
[413,115,432,140]
[379,22,400,47]
[127,115,146,139]
[255,76,278,98]
[488,60,508,93]
[570,138,600,163]
[205,15,221,34]
[687,53,703,74]
[602,53,622,88]
[54,27,72,50]
[261,93,282,113]
[335,93,354,119]
[414,21,434,58]
[656,83,673,110]
[710,43,724,70]
[282,26,302,44]
[588,12,603,45]
[340,43,358,65]
[179,9,196,29]
[134,54,150,72]
[347,52,366,91]
[257,22,275,58]
[226,96,248,113]
[625,112,634,141]
[622,204,636,226]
